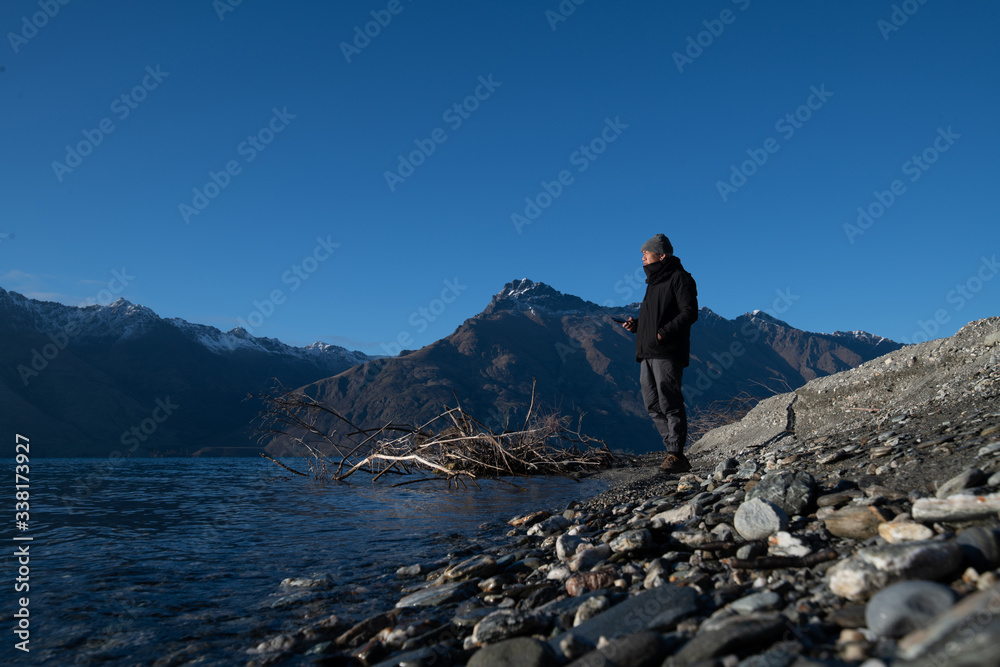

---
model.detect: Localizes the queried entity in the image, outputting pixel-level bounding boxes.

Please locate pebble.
[745,470,817,517]
[734,498,789,541]
[934,467,987,498]
[864,580,958,638]
[878,521,934,544]
[822,505,892,540]
[955,526,1000,570]
[827,541,963,601]
[729,591,783,614]
[911,492,1000,522]
[247,318,1000,666]
[896,582,1000,664]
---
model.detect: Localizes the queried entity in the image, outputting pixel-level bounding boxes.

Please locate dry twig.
[249,381,615,485]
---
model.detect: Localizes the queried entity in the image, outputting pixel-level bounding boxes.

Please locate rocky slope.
[239,317,1000,666]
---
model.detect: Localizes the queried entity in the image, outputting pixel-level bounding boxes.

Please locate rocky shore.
[247,317,1000,667]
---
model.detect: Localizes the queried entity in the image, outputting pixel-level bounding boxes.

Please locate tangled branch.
[250,382,616,486]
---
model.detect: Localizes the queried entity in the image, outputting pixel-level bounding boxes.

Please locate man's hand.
[622,316,637,333]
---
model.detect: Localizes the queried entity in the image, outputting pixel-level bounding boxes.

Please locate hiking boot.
[659,452,691,473]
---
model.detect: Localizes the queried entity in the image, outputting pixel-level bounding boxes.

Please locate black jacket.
[635,256,698,365]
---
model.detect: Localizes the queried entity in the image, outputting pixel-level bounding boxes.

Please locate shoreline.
[242,318,1000,666]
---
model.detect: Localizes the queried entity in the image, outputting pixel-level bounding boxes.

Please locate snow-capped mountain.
[265,280,905,456]
[0,288,371,457]
[0,288,369,371]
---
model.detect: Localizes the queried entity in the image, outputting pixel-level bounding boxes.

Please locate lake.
[7,457,606,665]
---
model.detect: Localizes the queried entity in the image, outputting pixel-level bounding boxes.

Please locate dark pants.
[640,357,687,454]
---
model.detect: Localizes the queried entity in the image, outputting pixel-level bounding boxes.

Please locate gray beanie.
[640,233,673,256]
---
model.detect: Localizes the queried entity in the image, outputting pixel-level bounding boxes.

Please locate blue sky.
[2,0,998,355]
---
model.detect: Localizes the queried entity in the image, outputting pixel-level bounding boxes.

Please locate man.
[622,234,698,472]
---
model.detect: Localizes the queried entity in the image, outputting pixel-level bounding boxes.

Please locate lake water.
[6,457,606,665]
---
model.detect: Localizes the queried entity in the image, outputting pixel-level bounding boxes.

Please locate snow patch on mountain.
[0,287,369,366]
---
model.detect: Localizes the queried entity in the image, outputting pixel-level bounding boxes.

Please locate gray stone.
[672,612,787,666]
[569,543,612,572]
[865,581,959,638]
[730,591,783,614]
[609,529,653,554]
[565,631,672,667]
[395,580,476,608]
[650,503,700,529]
[822,504,893,540]
[557,533,590,561]
[912,492,1000,522]
[472,609,551,645]
[734,498,789,541]
[468,636,560,667]
[828,540,963,601]
[573,595,610,627]
[896,582,1000,666]
[816,489,864,508]
[956,526,1000,571]
[549,584,698,651]
[977,441,1000,457]
[935,467,987,498]
[746,470,817,517]
[443,554,498,582]
[528,515,572,536]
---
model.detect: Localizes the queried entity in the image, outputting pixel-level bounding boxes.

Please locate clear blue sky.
[3,0,998,355]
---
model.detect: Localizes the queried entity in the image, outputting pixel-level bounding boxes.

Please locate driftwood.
[250,382,615,485]
[722,548,838,570]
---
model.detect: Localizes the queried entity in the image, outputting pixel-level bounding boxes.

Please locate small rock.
[650,503,700,529]
[279,576,332,589]
[565,631,672,667]
[572,595,610,627]
[865,580,959,638]
[568,544,612,572]
[557,534,590,561]
[736,460,759,479]
[472,609,551,645]
[977,441,1000,457]
[729,591,783,614]
[767,531,811,557]
[935,468,987,499]
[827,541,963,601]
[745,470,817,517]
[823,505,893,540]
[395,580,476,608]
[468,636,560,666]
[912,492,1000,522]
[817,489,864,508]
[528,515,572,536]
[443,554,498,582]
[609,529,653,554]
[878,521,935,544]
[897,582,1000,664]
[956,526,1000,570]
[734,498,789,541]
[565,570,616,597]
[671,612,787,666]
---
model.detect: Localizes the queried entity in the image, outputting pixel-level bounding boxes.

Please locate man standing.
[622,234,698,472]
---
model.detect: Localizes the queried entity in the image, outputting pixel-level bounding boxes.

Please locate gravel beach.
[246,317,1000,667]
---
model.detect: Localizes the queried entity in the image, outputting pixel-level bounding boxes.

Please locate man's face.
[642,250,666,266]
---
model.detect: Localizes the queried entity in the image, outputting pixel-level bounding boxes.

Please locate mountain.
[266,279,903,455]
[0,288,371,457]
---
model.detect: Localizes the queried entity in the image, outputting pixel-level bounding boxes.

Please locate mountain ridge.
[0,281,905,456]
